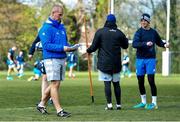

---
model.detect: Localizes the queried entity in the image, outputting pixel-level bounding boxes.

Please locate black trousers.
[137,74,157,96]
[104,81,121,105]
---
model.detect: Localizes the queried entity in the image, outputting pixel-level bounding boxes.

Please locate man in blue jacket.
[132,13,169,110]
[37,4,79,117]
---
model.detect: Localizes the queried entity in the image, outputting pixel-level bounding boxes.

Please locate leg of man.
[104,81,112,109]
[7,66,13,80]
[146,74,158,109]
[133,59,147,108]
[137,75,146,95]
[133,75,147,108]
[37,85,50,114]
[50,81,62,112]
[147,74,157,96]
[144,59,158,110]
[7,68,11,76]
[137,75,147,104]
[68,67,73,78]
[41,74,48,98]
[112,82,121,109]
[40,59,70,117]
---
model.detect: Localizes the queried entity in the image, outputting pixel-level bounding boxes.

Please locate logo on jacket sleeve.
[61,31,65,35]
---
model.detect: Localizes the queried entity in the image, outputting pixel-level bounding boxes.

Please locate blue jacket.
[133,27,165,59]
[39,17,69,59]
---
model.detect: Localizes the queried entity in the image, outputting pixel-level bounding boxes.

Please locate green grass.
[0,71,180,121]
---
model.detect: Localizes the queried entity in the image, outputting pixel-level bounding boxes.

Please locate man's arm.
[155,31,169,48]
[29,35,41,55]
[120,32,129,49]
[132,31,147,48]
[28,35,41,59]
[87,30,101,53]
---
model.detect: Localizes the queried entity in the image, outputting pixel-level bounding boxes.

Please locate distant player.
[66,51,77,78]
[6,46,18,80]
[121,50,131,78]
[28,60,44,81]
[16,50,25,77]
[132,13,169,110]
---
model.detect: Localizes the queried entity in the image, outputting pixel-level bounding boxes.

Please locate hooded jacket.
[87,21,128,74]
[39,17,69,59]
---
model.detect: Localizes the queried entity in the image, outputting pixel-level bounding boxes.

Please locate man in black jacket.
[87,14,128,110]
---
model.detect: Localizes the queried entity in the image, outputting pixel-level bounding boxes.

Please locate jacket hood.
[104,21,117,29]
[45,17,61,28]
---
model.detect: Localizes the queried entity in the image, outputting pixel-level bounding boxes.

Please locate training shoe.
[57,110,71,118]
[36,105,48,114]
[116,106,121,110]
[145,103,158,110]
[133,103,146,109]
[7,76,13,80]
[105,106,113,110]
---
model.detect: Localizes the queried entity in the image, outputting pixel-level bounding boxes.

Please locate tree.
[0,1,39,69]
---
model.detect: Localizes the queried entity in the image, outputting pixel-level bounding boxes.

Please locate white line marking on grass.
[0,107,34,111]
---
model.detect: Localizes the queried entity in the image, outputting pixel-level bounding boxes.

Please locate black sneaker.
[116,106,121,110]
[57,109,71,118]
[105,106,113,110]
[36,105,48,114]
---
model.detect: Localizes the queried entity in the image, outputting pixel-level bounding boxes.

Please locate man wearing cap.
[132,13,169,110]
[87,14,128,110]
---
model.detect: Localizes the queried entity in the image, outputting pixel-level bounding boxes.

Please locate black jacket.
[29,35,40,55]
[87,21,128,74]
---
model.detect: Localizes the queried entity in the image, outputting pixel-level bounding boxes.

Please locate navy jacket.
[133,27,165,59]
[87,21,128,74]
[29,35,40,55]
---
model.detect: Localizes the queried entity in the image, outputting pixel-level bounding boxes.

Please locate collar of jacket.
[46,17,61,28]
[104,21,117,29]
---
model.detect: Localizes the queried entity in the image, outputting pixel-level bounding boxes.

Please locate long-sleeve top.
[133,27,165,59]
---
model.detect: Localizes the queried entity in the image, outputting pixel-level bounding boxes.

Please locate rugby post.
[162,0,171,76]
[84,15,94,103]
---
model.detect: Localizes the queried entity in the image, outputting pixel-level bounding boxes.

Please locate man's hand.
[164,42,169,48]
[28,55,33,60]
[64,44,81,52]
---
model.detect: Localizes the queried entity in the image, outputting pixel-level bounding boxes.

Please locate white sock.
[140,94,146,104]
[152,96,157,106]
[38,102,45,107]
[57,108,63,113]
[116,104,121,107]
[107,103,112,108]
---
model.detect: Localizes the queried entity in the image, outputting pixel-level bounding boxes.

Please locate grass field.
[0,71,179,121]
